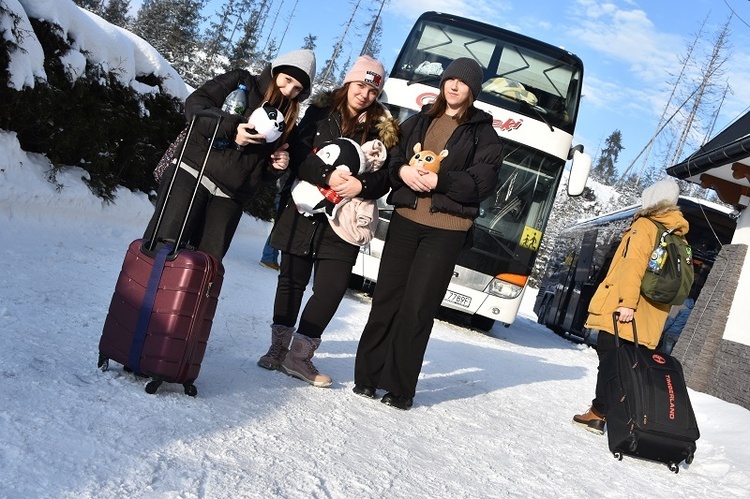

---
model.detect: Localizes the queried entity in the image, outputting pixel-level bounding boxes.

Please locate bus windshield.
[391,14,583,133]
[457,143,563,276]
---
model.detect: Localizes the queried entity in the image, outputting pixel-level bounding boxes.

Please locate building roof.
[667,111,750,208]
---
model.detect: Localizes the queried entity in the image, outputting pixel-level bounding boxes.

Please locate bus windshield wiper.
[484,229,520,261]
[407,75,442,86]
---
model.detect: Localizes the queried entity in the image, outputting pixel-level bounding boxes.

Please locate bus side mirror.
[567,147,591,196]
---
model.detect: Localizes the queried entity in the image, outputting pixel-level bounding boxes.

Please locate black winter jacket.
[182,66,284,205]
[270,97,398,263]
[388,105,504,220]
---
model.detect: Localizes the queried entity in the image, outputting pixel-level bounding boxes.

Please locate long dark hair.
[329,83,387,145]
[424,81,474,123]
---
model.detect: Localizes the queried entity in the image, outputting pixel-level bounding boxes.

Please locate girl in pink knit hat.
[258,56,399,388]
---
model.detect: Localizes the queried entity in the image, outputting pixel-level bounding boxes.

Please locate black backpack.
[640,218,695,305]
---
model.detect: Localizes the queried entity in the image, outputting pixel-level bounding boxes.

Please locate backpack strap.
[645,217,675,246]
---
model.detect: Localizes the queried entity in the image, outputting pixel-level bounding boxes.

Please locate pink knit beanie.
[344,55,386,94]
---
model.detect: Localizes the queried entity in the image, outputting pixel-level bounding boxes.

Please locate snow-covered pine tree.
[164,0,205,87]
[132,0,205,86]
[591,129,623,184]
[199,0,242,81]
[72,0,103,13]
[225,0,270,71]
[101,0,132,28]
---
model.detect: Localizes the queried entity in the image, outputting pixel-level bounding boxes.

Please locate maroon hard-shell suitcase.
[98,111,225,396]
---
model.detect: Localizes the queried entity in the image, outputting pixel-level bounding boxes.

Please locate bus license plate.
[445,290,471,308]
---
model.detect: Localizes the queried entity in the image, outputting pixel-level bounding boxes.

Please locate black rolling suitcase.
[603,313,699,472]
[98,110,225,396]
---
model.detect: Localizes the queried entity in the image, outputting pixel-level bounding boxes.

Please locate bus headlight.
[485,278,523,299]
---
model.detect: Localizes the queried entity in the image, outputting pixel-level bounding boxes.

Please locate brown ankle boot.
[257,324,294,370]
[573,406,606,434]
[280,333,332,387]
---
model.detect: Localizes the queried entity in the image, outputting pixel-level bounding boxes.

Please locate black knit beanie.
[440,57,483,99]
[273,65,311,95]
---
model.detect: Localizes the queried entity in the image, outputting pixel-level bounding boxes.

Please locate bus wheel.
[471,314,495,332]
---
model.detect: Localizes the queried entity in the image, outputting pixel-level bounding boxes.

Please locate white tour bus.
[350,11,591,330]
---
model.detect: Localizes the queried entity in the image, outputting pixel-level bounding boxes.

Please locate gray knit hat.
[641,177,680,210]
[271,49,317,101]
[440,57,483,99]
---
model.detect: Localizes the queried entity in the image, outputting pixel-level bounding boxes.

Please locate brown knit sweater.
[396,112,473,231]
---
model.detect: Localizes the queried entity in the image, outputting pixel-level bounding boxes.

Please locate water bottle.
[214,84,247,150]
[221,84,247,115]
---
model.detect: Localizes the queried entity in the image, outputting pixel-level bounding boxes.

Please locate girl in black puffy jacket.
[354,58,505,410]
[144,49,316,260]
[257,56,399,388]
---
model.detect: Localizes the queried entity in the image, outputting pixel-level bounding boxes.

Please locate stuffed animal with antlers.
[409,142,448,173]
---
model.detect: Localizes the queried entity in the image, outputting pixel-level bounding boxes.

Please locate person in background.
[353,58,505,410]
[658,274,702,355]
[145,49,316,260]
[573,177,689,433]
[257,56,399,387]
[259,172,290,271]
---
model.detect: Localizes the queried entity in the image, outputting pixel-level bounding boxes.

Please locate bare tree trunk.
[632,17,705,184]
[668,17,731,167]
[360,0,386,57]
[320,0,362,84]
[276,0,299,49]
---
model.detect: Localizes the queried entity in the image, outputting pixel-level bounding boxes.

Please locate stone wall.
[674,244,750,410]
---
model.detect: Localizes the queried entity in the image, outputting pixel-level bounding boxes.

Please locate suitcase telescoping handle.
[612,311,640,348]
[146,109,225,253]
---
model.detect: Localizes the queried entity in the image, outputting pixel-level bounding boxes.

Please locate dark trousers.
[592,330,634,414]
[354,212,467,398]
[272,251,353,339]
[145,165,242,260]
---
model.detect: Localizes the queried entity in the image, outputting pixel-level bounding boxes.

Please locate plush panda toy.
[248,102,286,142]
[291,137,366,219]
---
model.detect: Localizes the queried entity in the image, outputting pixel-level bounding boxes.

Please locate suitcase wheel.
[613,451,623,461]
[97,354,109,372]
[183,383,198,397]
[145,379,162,394]
[668,463,679,473]
[685,453,694,465]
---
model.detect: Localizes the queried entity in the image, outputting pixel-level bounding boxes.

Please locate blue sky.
[130,0,750,178]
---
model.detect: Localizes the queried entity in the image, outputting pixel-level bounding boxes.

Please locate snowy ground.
[2,131,750,498]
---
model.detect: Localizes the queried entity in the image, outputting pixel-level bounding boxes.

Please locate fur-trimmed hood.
[307,90,400,150]
[634,204,689,237]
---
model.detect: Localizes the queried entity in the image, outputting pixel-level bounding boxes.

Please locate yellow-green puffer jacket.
[584,203,689,349]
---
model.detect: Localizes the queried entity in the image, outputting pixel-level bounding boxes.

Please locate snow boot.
[573,406,606,434]
[257,324,294,370]
[280,333,332,387]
